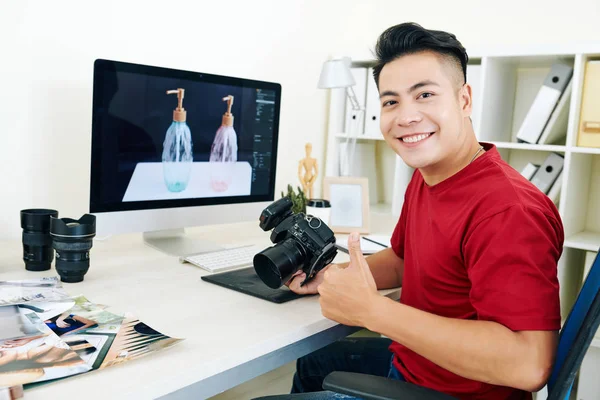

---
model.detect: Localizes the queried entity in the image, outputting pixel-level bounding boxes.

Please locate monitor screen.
[90,59,281,213]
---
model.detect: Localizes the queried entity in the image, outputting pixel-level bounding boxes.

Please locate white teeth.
[401,133,432,143]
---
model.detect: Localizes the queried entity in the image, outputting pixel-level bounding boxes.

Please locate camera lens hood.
[50,214,96,239]
[21,209,58,232]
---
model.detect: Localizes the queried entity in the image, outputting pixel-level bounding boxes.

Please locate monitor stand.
[143,229,224,257]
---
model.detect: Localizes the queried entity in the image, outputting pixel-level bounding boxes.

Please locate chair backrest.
[547,248,600,399]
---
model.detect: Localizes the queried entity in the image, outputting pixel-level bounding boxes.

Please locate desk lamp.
[318,57,364,176]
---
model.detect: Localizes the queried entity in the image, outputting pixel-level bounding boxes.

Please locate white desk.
[123,162,252,202]
[0,211,399,399]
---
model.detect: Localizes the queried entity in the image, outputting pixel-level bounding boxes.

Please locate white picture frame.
[323,176,370,234]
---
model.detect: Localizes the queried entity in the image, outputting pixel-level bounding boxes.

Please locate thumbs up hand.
[317,232,380,327]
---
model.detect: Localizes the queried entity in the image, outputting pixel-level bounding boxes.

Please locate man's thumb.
[348,232,363,261]
[348,232,371,273]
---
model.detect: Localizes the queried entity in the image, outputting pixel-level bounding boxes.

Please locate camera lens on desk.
[20,209,59,271]
[50,214,96,283]
[254,238,307,289]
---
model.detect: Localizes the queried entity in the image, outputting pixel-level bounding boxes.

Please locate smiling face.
[378,51,475,174]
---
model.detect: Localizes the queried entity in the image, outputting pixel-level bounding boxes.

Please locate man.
[282,22,563,400]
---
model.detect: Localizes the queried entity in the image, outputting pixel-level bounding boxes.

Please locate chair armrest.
[322,372,459,400]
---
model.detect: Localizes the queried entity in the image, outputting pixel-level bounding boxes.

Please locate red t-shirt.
[389,143,563,400]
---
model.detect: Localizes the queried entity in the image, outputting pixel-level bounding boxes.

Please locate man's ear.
[460,83,473,118]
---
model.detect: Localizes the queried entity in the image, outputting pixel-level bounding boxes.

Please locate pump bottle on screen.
[162,88,193,192]
[209,95,238,192]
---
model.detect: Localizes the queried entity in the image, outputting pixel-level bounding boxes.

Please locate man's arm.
[319,232,559,394]
[363,297,557,392]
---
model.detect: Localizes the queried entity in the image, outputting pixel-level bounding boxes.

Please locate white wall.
[2,0,599,240]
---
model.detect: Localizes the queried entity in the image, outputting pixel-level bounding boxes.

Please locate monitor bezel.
[89,58,281,214]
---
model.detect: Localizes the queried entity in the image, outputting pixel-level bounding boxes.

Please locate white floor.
[208,360,296,400]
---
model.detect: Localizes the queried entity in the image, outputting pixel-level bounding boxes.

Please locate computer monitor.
[89,59,281,256]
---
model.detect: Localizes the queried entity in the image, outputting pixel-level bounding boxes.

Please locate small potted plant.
[281,184,307,214]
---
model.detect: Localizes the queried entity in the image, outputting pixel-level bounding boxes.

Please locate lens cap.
[306,199,331,208]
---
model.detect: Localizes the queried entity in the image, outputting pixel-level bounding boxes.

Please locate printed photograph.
[42,295,123,338]
[0,306,46,342]
[0,277,70,307]
[0,329,91,387]
[34,313,182,373]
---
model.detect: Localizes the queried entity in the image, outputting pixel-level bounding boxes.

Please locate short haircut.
[372,22,469,89]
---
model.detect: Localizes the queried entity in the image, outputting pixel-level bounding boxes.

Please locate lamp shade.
[317,58,355,89]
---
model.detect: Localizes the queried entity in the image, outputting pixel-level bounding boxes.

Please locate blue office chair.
[322,248,600,400]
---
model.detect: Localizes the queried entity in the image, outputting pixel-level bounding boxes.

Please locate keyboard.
[181,245,261,273]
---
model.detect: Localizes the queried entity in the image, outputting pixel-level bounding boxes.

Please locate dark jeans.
[287,337,404,399]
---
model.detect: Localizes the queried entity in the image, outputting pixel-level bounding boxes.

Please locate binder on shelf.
[530,152,564,195]
[344,67,368,136]
[537,79,572,145]
[577,61,600,148]
[516,63,573,144]
[520,163,540,181]
[546,170,563,204]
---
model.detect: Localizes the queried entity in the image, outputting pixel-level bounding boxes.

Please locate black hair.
[372,22,468,89]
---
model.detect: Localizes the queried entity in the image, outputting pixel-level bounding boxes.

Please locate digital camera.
[253,197,338,289]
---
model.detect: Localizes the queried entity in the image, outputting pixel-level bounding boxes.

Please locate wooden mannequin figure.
[298,142,318,199]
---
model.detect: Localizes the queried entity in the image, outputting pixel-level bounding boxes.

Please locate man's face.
[378,51,472,170]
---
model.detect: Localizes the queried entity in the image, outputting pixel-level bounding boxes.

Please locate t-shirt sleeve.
[463,204,563,331]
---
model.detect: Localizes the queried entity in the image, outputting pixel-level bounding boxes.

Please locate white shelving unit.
[323,45,600,398]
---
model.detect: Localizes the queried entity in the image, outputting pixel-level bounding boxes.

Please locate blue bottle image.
[163,88,193,192]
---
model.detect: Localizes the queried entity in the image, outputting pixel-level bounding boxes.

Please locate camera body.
[254,197,338,289]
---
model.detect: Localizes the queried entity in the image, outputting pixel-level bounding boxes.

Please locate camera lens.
[50,214,96,283]
[20,209,59,271]
[253,238,307,289]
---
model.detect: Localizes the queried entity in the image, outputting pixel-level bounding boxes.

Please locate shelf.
[564,231,600,252]
[570,146,600,155]
[488,141,567,152]
[335,133,385,141]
